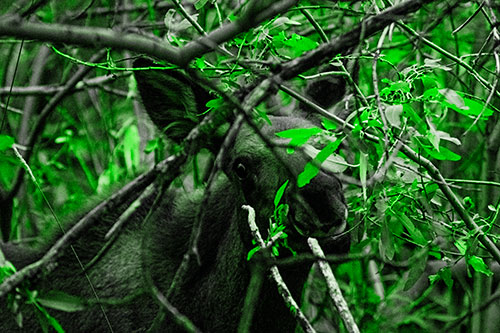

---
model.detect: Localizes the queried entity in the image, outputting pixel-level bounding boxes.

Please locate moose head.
[0,59,349,332]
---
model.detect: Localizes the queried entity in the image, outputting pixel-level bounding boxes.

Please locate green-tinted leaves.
[194,0,209,10]
[429,267,453,289]
[205,96,225,113]
[436,89,494,118]
[123,124,140,175]
[379,217,395,261]
[37,291,86,312]
[0,135,14,151]
[417,138,461,161]
[397,211,427,246]
[272,33,318,57]
[468,256,493,276]
[461,94,494,118]
[276,127,321,152]
[274,180,289,208]
[321,118,337,130]
[297,139,345,187]
[247,246,260,261]
[455,239,467,256]
[427,127,461,152]
[0,260,16,282]
[384,104,403,128]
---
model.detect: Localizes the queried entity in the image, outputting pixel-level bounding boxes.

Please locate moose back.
[0,60,349,332]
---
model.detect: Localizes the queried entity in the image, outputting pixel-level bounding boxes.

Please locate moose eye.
[233,161,248,180]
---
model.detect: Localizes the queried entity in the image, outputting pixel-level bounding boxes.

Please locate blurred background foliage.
[1,0,500,332]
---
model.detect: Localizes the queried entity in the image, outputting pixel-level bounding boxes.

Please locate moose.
[0,59,349,332]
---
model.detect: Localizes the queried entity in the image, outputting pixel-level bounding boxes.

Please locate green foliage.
[247,180,295,261]
[0,261,65,332]
[2,0,500,332]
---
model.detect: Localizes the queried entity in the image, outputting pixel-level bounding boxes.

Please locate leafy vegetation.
[0,0,499,332]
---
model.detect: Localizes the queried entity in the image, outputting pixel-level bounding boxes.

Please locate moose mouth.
[288,197,348,239]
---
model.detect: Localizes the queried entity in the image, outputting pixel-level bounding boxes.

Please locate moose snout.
[291,173,347,238]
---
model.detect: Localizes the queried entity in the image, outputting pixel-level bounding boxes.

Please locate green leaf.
[455,239,467,255]
[379,218,395,261]
[297,163,319,188]
[37,291,86,312]
[423,145,461,161]
[398,211,427,246]
[194,0,209,10]
[440,266,454,289]
[461,94,494,118]
[145,138,161,154]
[247,246,261,261]
[123,125,140,174]
[438,90,494,118]
[321,118,337,130]
[195,57,206,70]
[303,145,348,174]
[281,34,318,57]
[403,104,426,134]
[438,88,467,112]
[468,256,493,276]
[274,180,289,208]
[418,139,461,161]
[384,104,403,128]
[297,139,344,187]
[205,97,225,112]
[0,135,14,151]
[276,127,321,152]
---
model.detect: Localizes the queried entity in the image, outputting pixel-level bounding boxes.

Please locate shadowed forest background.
[1,0,500,332]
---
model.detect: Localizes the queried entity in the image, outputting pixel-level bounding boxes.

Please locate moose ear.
[133,58,213,143]
[302,63,347,110]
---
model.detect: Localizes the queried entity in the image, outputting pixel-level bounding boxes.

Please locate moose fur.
[0,59,349,332]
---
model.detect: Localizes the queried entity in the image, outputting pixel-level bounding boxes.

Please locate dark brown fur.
[0,60,349,332]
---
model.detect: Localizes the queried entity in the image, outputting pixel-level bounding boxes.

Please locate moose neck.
[145,178,311,332]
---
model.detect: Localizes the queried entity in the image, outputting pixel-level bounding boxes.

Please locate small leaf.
[276,127,322,152]
[297,163,319,188]
[439,266,454,289]
[461,94,494,118]
[439,89,467,111]
[271,17,301,28]
[398,211,427,246]
[37,290,86,312]
[297,139,344,187]
[468,256,493,276]
[274,180,289,208]
[195,57,206,70]
[194,0,209,10]
[455,239,467,255]
[0,135,14,151]
[247,246,261,261]
[322,118,337,130]
[384,104,403,128]
[379,218,395,260]
[123,125,140,174]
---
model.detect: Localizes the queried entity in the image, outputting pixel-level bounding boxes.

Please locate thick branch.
[0,15,181,63]
[0,0,299,67]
